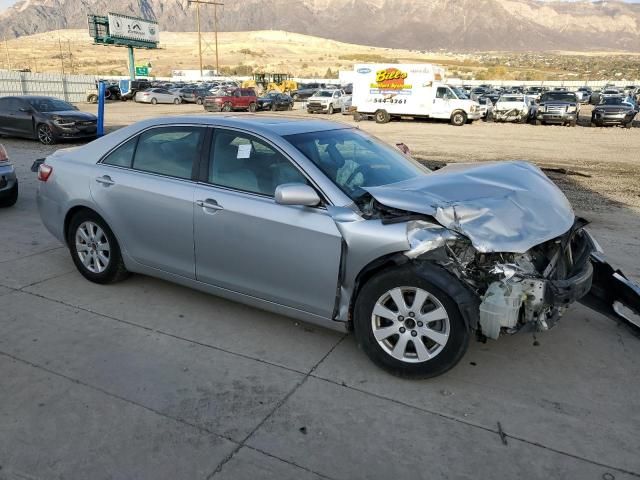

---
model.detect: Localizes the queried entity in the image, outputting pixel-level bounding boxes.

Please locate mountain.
[1,0,640,51]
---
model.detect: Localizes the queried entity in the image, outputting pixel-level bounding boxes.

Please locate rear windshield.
[499,96,522,102]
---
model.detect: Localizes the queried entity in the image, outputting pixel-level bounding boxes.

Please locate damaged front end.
[404,217,595,339]
[355,161,640,340]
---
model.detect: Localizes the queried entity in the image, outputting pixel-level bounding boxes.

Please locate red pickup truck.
[203,88,258,112]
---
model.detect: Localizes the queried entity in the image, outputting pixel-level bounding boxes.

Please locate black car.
[536,91,579,126]
[0,96,97,145]
[257,93,294,111]
[291,83,322,101]
[122,80,152,101]
[591,97,636,128]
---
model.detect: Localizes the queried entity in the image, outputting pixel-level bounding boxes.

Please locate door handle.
[196,198,223,210]
[95,175,115,186]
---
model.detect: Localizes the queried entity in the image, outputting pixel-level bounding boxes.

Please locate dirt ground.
[53,101,632,280]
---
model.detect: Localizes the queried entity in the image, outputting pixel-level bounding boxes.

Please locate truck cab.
[306,89,346,115]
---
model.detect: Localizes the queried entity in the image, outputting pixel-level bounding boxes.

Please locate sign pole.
[128,46,135,81]
[97,81,105,137]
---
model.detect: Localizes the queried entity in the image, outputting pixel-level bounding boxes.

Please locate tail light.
[38,163,53,182]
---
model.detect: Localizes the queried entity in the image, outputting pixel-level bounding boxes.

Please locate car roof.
[2,95,61,100]
[131,115,352,136]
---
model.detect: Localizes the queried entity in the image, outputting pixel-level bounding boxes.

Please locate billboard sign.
[108,13,159,45]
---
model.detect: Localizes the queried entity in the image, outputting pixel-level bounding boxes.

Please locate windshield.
[451,87,468,99]
[602,97,627,106]
[540,92,576,103]
[284,128,428,202]
[29,98,75,112]
[314,91,333,97]
[499,96,522,102]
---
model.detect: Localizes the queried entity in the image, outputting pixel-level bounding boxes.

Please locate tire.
[624,121,633,129]
[68,210,129,285]
[37,124,55,145]
[151,98,157,105]
[307,110,313,114]
[328,104,334,115]
[287,103,293,111]
[535,119,543,126]
[222,102,232,112]
[196,97,203,105]
[0,181,18,207]
[271,103,278,111]
[353,112,363,122]
[87,94,98,104]
[354,266,470,379]
[249,102,257,113]
[374,109,391,124]
[568,120,577,127]
[450,110,467,126]
[173,98,181,105]
[293,94,299,101]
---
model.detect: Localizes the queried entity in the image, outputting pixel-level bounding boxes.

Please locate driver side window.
[436,87,447,99]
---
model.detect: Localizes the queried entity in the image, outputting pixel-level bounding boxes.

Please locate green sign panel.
[135,66,149,76]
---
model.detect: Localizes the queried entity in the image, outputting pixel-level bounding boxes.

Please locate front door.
[90,125,206,279]
[431,86,452,119]
[193,128,343,318]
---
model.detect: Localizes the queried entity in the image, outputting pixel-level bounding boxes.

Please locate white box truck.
[352,64,481,126]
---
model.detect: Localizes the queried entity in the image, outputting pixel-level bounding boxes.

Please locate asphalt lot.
[1,102,639,479]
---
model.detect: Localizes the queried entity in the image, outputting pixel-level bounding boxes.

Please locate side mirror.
[275,183,321,207]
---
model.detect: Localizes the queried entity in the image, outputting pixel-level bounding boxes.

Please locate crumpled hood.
[364,161,575,254]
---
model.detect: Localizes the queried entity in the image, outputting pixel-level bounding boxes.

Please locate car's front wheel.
[354,267,469,379]
[37,124,55,145]
[68,210,129,284]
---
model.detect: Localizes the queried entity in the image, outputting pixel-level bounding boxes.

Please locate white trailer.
[352,64,481,126]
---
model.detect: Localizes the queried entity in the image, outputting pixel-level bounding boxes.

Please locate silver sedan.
[34,116,640,378]
[135,88,182,105]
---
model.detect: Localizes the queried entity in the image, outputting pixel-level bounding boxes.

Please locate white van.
[352,64,481,126]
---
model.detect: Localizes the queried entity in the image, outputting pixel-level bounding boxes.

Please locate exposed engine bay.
[357,195,625,340]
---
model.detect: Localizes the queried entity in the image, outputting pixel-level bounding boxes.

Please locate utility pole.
[188,0,223,77]
[57,34,65,75]
[3,37,11,70]
[67,39,74,74]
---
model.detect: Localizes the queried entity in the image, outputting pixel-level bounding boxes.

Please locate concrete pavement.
[0,136,638,479]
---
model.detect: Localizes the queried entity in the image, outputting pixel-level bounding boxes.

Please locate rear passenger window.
[132,126,204,179]
[102,137,137,168]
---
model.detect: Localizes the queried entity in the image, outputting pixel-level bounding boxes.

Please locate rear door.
[0,98,15,135]
[192,127,343,317]
[91,125,206,279]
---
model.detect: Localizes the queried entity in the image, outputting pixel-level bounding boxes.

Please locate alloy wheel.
[75,221,111,274]
[37,124,54,145]
[371,286,450,363]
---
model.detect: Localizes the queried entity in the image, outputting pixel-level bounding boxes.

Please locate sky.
[1,0,639,9]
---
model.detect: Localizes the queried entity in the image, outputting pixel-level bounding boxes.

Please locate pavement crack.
[206,334,347,480]
[309,374,640,478]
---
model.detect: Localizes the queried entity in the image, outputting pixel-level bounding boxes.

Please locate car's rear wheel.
[37,124,55,145]
[174,98,181,105]
[196,97,203,105]
[0,181,18,207]
[354,267,469,379]
[68,211,129,284]
[222,102,232,112]
[249,102,257,113]
[151,98,157,105]
[374,109,391,124]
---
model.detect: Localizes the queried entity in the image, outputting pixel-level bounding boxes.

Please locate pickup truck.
[203,88,257,112]
[306,89,346,114]
[536,91,579,126]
